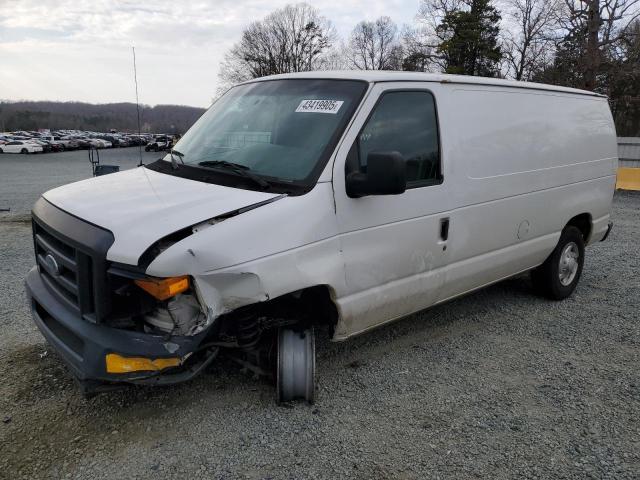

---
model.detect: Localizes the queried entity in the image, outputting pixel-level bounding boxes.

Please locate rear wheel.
[0,148,3,153]
[21,148,28,154]
[531,226,585,300]
[276,327,315,404]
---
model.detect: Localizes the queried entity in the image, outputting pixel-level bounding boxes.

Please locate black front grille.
[32,198,115,324]
[34,222,90,315]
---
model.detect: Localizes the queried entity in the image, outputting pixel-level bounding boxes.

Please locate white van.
[26,72,616,402]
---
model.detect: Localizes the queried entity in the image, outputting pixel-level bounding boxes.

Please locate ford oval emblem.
[44,253,62,276]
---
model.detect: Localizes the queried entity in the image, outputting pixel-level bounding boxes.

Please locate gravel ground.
[0,156,638,479]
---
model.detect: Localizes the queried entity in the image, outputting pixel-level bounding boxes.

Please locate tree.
[549,0,640,91]
[347,17,402,70]
[502,0,562,81]
[403,0,467,72]
[606,19,640,134]
[0,101,205,132]
[400,25,436,71]
[436,0,503,76]
[218,3,335,89]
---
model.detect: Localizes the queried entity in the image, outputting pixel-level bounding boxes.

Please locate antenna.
[132,46,143,167]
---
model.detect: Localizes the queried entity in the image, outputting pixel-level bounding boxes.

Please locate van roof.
[243,71,605,98]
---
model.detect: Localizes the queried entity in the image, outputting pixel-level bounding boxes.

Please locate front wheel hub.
[276,327,315,404]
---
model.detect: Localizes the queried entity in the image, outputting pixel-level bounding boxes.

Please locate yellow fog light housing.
[106,353,181,373]
[134,275,189,301]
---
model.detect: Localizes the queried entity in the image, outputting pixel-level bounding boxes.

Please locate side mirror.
[346,151,406,198]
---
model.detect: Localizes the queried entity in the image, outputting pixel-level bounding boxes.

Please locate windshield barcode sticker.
[295,99,344,114]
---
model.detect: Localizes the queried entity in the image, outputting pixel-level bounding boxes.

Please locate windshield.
[162,79,367,189]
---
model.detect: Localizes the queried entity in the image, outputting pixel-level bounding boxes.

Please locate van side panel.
[438,86,616,301]
[448,88,617,204]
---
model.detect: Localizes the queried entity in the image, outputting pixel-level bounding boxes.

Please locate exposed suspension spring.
[236,314,262,351]
[235,314,298,352]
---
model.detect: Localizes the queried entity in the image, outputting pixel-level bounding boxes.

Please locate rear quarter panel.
[437,85,616,300]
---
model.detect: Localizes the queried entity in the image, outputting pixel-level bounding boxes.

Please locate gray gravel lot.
[0,154,638,479]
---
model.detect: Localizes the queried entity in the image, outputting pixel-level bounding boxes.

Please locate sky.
[0,0,420,108]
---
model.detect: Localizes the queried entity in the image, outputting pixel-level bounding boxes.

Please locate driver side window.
[348,90,441,187]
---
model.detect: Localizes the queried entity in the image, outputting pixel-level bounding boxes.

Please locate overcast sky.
[0,0,420,108]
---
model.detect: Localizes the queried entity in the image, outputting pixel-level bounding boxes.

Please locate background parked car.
[28,139,53,153]
[53,136,79,150]
[73,138,92,149]
[145,135,172,152]
[0,140,43,154]
[85,138,111,148]
[39,137,65,151]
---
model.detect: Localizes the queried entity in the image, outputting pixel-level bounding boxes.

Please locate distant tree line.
[219,0,640,136]
[0,101,205,134]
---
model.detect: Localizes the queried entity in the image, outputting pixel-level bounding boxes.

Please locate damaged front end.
[26,256,222,396]
[25,196,300,397]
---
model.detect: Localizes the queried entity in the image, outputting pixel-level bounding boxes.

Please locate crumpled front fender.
[192,272,269,319]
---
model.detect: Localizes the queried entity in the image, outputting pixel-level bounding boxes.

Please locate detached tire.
[276,327,315,404]
[531,226,585,300]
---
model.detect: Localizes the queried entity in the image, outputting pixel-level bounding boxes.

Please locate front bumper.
[25,266,210,385]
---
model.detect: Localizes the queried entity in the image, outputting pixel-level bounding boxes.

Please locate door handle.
[439,217,450,242]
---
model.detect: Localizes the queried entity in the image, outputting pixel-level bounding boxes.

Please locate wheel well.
[272,285,340,330]
[214,285,340,340]
[566,213,592,242]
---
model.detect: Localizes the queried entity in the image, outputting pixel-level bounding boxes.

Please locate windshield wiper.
[197,160,271,189]
[169,149,185,170]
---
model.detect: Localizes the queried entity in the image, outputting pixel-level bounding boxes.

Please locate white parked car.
[25,72,616,402]
[0,140,43,154]
[85,138,111,148]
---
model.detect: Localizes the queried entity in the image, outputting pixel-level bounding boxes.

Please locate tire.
[276,327,315,404]
[0,148,3,153]
[21,148,28,154]
[531,226,585,300]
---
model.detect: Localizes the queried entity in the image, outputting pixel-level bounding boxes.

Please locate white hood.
[42,166,281,265]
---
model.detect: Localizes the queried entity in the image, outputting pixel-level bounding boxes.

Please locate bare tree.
[218,3,335,90]
[418,0,468,37]
[502,0,562,80]
[558,0,640,90]
[347,17,402,70]
[608,19,640,134]
[401,25,437,71]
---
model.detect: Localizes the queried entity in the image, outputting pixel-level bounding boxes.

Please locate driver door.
[332,83,452,339]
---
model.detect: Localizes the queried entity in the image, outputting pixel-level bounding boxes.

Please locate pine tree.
[436,0,502,77]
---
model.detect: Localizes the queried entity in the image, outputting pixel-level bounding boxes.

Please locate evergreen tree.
[436,0,502,77]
